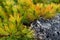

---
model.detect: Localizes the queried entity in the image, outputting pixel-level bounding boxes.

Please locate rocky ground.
[31,13,60,40]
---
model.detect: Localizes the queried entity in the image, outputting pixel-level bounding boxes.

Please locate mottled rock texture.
[31,14,60,40]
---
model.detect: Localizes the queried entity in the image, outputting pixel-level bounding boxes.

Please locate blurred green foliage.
[33,0,60,4]
[0,0,60,40]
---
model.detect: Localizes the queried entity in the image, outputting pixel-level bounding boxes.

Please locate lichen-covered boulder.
[31,14,60,40]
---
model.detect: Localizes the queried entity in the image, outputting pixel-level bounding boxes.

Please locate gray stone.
[31,13,60,40]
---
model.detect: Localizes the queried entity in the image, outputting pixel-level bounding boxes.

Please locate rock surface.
[31,13,60,40]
